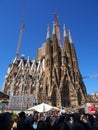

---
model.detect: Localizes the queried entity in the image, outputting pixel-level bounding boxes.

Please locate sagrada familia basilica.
[2,15,87,108]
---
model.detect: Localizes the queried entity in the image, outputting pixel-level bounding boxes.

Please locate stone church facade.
[2,19,87,107]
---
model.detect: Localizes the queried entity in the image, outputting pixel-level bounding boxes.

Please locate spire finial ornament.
[46,24,50,39]
[52,21,56,34]
[68,29,73,43]
[63,24,67,37]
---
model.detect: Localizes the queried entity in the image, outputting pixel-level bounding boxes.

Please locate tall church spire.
[52,22,56,35]
[53,13,61,45]
[46,24,51,55]
[63,24,70,56]
[68,29,73,43]
[63,24,67,37]
[68,29,79,75]
[63,26,73,77]
[52,21,59,52]
[46,24,50,39]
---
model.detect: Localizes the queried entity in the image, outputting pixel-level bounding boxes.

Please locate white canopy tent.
[27,103,60,112]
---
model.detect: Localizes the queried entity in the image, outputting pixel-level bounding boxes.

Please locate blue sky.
[0,0,98,94]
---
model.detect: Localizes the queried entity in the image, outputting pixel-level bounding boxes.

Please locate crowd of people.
[0,110,98,130]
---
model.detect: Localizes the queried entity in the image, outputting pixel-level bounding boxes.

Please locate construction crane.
[16,0,26,59]
[82,74,98,79]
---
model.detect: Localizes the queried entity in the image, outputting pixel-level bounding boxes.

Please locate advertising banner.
[9,95,34,110]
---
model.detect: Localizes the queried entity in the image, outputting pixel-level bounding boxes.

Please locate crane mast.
[16,0,26,59]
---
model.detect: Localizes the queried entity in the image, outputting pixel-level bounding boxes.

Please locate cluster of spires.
[13,21,74,64]
[2,14,87,107]
[15,12,73,61]
[46,23,73,44]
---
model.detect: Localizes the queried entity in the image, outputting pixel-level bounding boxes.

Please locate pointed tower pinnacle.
[63,24,67,37]
[25,56,30,68]
[53,13,61,45]
[13,57,17,64]
[46,24,50,39]
[68,29,73,43]
[52,21,56,35]
[27,56,30,62]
